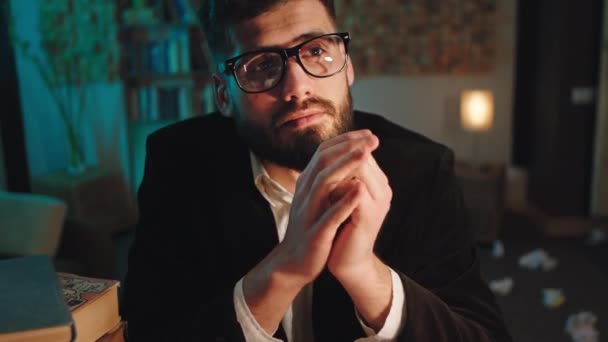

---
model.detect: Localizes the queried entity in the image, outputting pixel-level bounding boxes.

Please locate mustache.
[271,97,337,127]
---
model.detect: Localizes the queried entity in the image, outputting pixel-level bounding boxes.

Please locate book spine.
[137,87,148,121]
[179,31,190,73]
[168,36,180,74]
[129,89,140,121]
[179,87,190,119]
[149,87,159,121]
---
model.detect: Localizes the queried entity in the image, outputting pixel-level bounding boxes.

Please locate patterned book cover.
[57,272,119,311]
[57,272,121,341]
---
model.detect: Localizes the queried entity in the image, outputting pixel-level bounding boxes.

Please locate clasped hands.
[276,129,393,287]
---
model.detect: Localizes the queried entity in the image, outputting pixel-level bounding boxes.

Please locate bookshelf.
[121,23,209,122]
[118,0,214,192]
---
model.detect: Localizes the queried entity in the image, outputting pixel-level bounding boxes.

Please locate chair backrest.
[0,192,67,257]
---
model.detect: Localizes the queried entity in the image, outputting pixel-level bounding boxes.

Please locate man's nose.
[279,57,314,103]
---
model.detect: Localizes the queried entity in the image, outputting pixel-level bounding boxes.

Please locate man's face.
[216,0,355,171]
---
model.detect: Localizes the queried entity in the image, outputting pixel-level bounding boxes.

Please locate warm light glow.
[460,90,494,132]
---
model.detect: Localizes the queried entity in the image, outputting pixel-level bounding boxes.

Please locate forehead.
[231,0,337,53]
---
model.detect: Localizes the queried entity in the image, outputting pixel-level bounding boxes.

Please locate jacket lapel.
[209,124,279,282]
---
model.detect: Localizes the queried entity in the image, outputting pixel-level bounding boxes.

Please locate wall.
[10,0,516,195]
[591,0,608,215]
[10,0,131,184]
[350,0,517,163]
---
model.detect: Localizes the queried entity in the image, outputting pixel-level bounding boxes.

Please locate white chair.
[0,191,67,257]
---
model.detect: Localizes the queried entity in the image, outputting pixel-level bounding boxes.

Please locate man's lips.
[277,111,326,128]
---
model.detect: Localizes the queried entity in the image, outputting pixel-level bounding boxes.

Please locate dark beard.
[234,92,354,171]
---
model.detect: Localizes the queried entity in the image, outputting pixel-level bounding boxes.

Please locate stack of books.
[0,256,123,342]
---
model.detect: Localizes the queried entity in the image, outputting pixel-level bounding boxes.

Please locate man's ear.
[213,73,233,117]
[346,57,355,86]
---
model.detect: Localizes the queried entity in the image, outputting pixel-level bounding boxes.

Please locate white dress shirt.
[233,152,406,341]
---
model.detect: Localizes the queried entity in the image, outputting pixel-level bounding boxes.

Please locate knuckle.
[311,170,329,191]
[351,147,365,160]
[317,152,331,169]
[352,181,364,194]
[346,130,367,142]
[317,168,335,187]
[316,158,328,171]
[386,188,393,201]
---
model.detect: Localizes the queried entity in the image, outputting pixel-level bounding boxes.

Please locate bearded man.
[123,1,512,341]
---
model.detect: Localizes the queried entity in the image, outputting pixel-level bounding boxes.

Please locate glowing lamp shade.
[460,90,494,132]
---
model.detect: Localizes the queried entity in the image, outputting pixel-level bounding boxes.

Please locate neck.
[261,160,301,194]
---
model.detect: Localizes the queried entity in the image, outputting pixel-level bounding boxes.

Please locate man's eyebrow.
[257,31,327,50]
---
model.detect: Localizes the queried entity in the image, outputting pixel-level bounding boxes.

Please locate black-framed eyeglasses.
[224,32,350,93]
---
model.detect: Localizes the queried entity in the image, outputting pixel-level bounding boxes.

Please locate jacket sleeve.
[122,134,245,342]
[385,149,512,342]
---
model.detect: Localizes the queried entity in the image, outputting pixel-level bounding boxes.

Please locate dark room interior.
[1,0,608,341]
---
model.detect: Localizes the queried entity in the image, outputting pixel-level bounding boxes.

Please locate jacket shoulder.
[354,110,452,160]
[147,112,234,149]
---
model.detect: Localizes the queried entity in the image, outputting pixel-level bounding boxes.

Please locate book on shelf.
[57,273,121,342]
[148,87,159,120]
[132,86,191,122]
[162,0,197,23]
[0,255,75,342]
[124,26,191,76]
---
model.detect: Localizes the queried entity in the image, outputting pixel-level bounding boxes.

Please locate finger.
[314,181,363,243]
[302,147,367,215]
[299,133,378,193]
[355,157,386,201]
[319,132,379,163]
[306,147,371,215]
[368,154,389,186]
[329,177,360,204]
[318,129,374,151]
[348,180,373,227]
[367,155,391,203]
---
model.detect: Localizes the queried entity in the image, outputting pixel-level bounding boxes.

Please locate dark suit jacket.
[123,111,512,341]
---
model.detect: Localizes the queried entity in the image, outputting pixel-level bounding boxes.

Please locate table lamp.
[460,90,494,165]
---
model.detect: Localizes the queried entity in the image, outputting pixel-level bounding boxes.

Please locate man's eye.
[252,60,275,71]
[246,59,277,72]
[308,46,325,56]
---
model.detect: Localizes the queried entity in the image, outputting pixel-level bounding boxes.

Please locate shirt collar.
[249,151,293,206]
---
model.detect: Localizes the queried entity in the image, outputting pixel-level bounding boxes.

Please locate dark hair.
[198,0,336,66]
